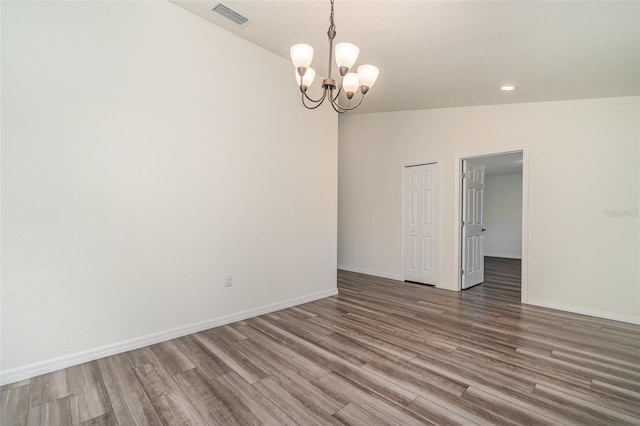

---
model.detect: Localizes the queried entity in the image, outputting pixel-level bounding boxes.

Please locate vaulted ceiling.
[172,1,640,114]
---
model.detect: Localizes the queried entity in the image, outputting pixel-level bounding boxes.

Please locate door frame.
[453,146,529,303]
[401,160,440,287]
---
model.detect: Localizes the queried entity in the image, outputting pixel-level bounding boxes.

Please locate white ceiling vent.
[212,3,249,25]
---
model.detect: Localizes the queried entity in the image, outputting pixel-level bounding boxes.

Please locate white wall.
[1,1,337,378]
[338,97,639,322]
[484,173,523,259]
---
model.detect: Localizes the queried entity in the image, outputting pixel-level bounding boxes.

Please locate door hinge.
[461,269,465,275]
[461,172,466,179]
[461,220,465,227]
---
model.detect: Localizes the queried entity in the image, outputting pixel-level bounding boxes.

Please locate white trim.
[484,253,522,260]
[520,146,530,303]
[453,146,529,302]
[435,282,456,291]
[528,300,640,325]
[0,288,337,386]
[401,160,441,286]
[338,265,402,281]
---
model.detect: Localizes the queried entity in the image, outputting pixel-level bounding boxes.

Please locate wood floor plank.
[78,411,118,426]
[516,347,640,393]
[128,346,160,368]
[0,379,30,393]
[550,349,640,381]
[309,316,417,361]
[319,372,424,426]
[26,396,72,426]
[534,383,640,425]
[217,372,297,426]
[198,324,248,343]
[149,340,196,376]
[249,316,418,408]
[410,352,535,397]
[591,378,640,403]
[537,381,640,418]
[362,356,468,399]
[0,384,30,426]
[134,362,206,425]
[275,370,349,415]
[28,369,70,408]
[332,402,389,425]
[66,361,112,424]
[461,386,558,425]
[406,395,481,426]
[97,353,163,425]
[453,344,592,389]
[235,324,331,379]
[272,309,335,337]
[172,334,231,380]
[193,331,271,384]
[253,376,343,426]
[174,368,262,425]
[465,379,615,426]
[315,332,382,367]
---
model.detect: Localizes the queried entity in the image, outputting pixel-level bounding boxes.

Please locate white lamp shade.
[357,64,379,89]
[295,67,316,87]
[335,42,360,69]
[290,44,314,69]
[342,73,360,93]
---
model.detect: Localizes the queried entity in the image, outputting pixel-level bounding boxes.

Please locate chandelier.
[290,0,379,113]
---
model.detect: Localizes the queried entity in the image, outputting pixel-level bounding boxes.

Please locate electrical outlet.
[224,274,232,287]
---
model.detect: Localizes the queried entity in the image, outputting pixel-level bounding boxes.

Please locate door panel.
[462,160,485,289]
[422,236,432,273]
[410,235,418,271]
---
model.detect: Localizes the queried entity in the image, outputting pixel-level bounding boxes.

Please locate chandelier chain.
[329,0,335,33]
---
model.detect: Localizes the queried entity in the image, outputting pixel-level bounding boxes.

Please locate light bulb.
[343,73,359,99]
[357,65,379,93]
[335,43,360,73]
[295,67,316,89]
[290,44,314,69]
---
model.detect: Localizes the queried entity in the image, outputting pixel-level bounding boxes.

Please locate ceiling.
[171,1,640,114]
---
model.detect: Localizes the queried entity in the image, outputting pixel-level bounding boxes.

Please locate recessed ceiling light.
[500,84,516,91]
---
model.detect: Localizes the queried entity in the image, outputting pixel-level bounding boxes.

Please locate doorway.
[403,162,438,286]
[455,149,528,302]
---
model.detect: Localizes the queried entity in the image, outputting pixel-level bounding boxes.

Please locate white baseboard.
[484,253,522,260]
[527,299,640,325]
[436,282,457,291]
[0,288,338,386]
[337,265,402,281]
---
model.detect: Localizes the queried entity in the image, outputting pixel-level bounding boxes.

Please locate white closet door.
[404,163,438,285]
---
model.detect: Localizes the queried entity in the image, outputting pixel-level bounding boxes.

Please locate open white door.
[461,160,485,289]
[404,163,438,285]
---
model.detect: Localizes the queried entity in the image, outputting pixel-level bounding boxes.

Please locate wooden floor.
[2,257,640,425]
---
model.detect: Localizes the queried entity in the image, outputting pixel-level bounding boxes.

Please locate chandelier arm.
[302,86,327,104]
[302,90,328,109]
[330,101,348,114]
[330,82,343,103]
[331,92,366,112]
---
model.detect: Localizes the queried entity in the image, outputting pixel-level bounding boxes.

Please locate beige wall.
[484,173,523,259]
[1,1,337,375]
[339,97,639,322]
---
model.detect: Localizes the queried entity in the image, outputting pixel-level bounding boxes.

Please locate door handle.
[482,228,486,232]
